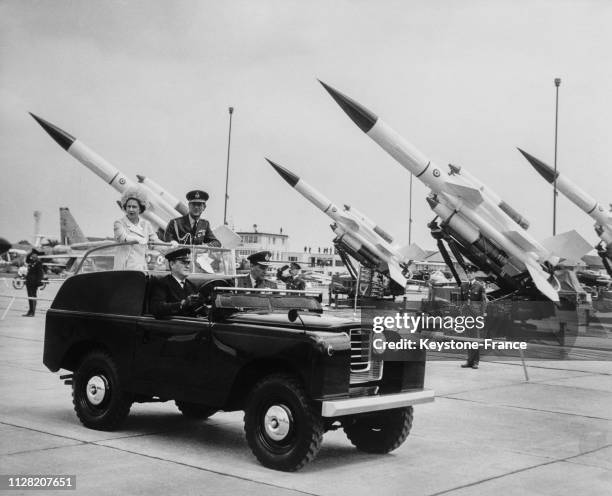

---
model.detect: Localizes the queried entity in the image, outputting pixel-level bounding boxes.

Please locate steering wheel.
[198,279,231,305]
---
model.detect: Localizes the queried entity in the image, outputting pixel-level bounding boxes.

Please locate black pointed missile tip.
[426,196,439,209]
[318,80,378,133]
[29,113,75,151]
[265,158,299,187]
[517,148,557,184]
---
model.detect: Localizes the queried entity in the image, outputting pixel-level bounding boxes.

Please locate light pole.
[553,78,561,235]
[223,107,234,225]
[408,173,413,245]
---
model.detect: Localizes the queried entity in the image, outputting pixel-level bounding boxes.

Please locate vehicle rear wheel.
[244,374,323,471]
[343,406,413,454]
[175,401,217,419]
[72,351,132,431]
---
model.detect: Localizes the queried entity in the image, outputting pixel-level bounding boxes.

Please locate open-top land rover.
[43,245,433,471]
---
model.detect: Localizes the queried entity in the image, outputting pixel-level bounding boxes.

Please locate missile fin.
[525,263,559,302]
[540,230,592,264]
[388,262,408,288]
[442,182,484,206]
[336,215,360,232]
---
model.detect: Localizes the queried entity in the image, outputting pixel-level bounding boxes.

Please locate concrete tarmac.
[0,292,611,495]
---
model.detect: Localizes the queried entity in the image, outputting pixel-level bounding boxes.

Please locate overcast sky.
[1,0,611,253]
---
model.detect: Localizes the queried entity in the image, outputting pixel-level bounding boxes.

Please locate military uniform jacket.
[150,274,198,317]
[276,265,306,290]
[25,259,45,287]
[163,215,220,246]
[236,275,278,289]
[460,280,487,316]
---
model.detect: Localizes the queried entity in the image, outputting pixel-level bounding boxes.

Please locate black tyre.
[244,374,323,471]
[175,401,217,420]
[343,406,413,454]
[72,351,132,431]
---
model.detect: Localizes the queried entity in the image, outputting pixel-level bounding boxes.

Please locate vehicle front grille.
[349,328,383,384]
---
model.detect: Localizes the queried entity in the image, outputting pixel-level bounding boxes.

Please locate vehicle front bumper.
[321,389,434,417]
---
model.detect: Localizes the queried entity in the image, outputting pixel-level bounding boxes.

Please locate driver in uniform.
[150,247,202,317]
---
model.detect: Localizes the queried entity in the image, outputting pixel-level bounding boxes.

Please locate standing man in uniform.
[163,190,221,247]
[150,247,203,317]
[460,265,487,369]
[276,262,306,290]
[23,248,46,317]
[236,251,278,289]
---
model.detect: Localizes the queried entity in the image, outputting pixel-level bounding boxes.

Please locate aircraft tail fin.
[60,207,87,245]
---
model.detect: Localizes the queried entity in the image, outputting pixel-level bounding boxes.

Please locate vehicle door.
[133,315,213,400]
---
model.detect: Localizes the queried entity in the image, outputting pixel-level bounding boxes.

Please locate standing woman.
[114,187,160,270]
[23,248,45,317]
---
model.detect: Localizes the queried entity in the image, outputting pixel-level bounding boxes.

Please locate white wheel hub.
[264,405,292,441]
[86,375,109,405]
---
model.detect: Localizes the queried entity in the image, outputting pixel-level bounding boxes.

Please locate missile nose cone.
[517,148,557,184]
[29,113,75,151]
[265,158,299,187]
[426,196,439,209]
[318,80,378,133]
[136,174,145,182]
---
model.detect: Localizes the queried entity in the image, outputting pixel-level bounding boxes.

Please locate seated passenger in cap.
[277,262,306,290]
[163,190,221,247]
[150,247,203,317]
[236,251,278,289]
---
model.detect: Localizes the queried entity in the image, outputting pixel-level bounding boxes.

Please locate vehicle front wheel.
[72,351,132,431]
[343,406,413,454]
[175,401,217,420]
[244,374,323,471]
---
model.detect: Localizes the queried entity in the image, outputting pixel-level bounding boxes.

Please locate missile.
[518,148,612,248]
[425,195,518,273]
[29,113,175,229]
[267,158,410,287]
[137,174,189,216]
[343,205,395,244]
[447,164,530,230]
[320,81,578,301]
